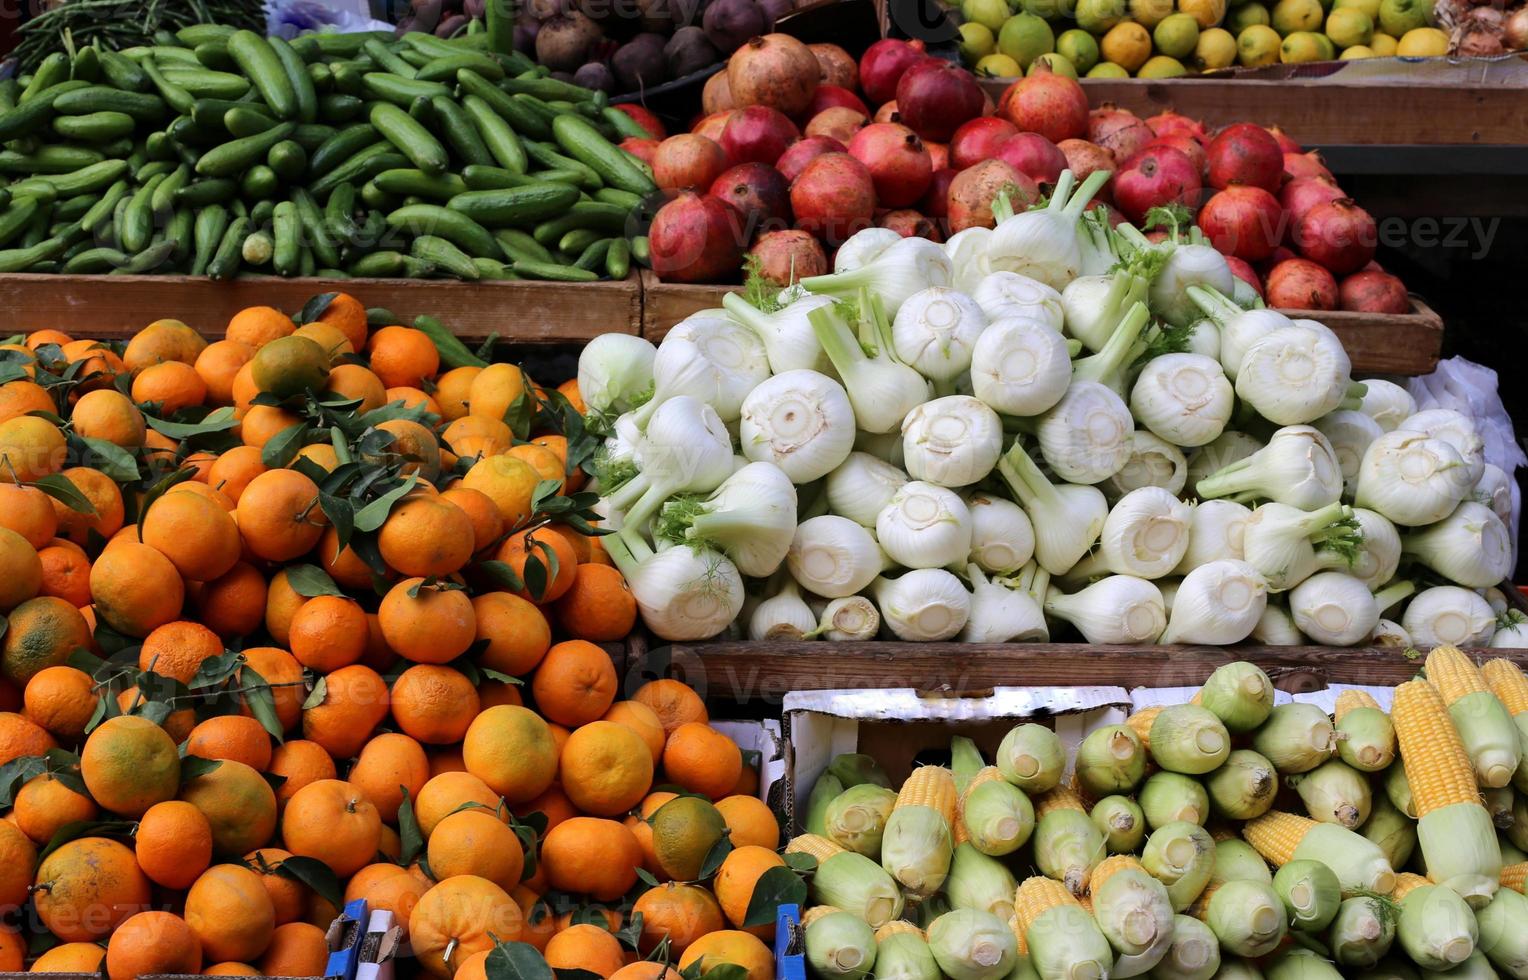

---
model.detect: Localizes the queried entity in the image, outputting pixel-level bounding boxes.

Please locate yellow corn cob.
[896,766,956,828]
[874,921,924,941]
[1089,854,1147,892]
[1392,679,1480,817]
[1066,770,1098,810]
[1242,811,1319,866]
[1501,862,1528,894]
[1127,707,1163,750]
[800,906,844,928]
[1190,690,1203,706]
[1335,689,1382,721]
[1483,659,1528,717]
[1428,646,1491,705]
[954,766,1005,845]
[1187,881,1222,920]
[786,834,846,861]
[1033,784,1087,819]
[1390,872,1429,901]
[1012,876,1081,955]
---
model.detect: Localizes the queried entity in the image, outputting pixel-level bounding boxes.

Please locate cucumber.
[455,70,538,133]
[0,198,42,247]
[360,72,450,108]
[140,60,195,116]
[291,188,339,269]
[0,81,91,140]
[196,122,296,177]
[448,184,580,228]
[330,62,363,96]
[190,205,229,275]
[310,146,406,200]
[207,215,250,278]
[267,141,308,182]
[228,30,297,119]
[119,239,177,275]
[80,179,130,235]
[190,98,246,130]
[494,227,553,264]
[272,201,300,275]
[150,164,190,213]
[593,187,644,210]
[511,259,597,281]
[472,257,517,280]
[192,41,237,72]
[605,237,630,280]
[325,182,358,240]
[98,49,150,93]
[460,95,527,175]
[521,139,600,189]
[360,180,396,212]
[268,36,318,124]
[417,52,504,83]
[386,203,500,259]
[429,95,493,168]
[414,314,490,368]
[291,124,337,152]
[8,159,128,200]
[168,206,194,264]
[410,235,479,280]
[159,68,250,100]
[369,102,448,177]
[308,31,391,58]
[307,123,381,178]
[348,250,408,277]
[175,178,238,207]
[240,165,280,200]
[0,146,104,175]
[374,169,468,201]
[51,110,135,142]
[64,246,128,274]
[561,228,604,256]
[361,39,418,79]
[120,174,164,252]
[317,93,363,122]
[52,86,165,123]
[166,115,221,149]
[249,200,276,228]
[573,237,612,272]
[552,114,657,196]
[176,24,236,46]
[500,74,596,103]
[224,105,277,137]
[602,107,656,141]
[308,62,333,93]
[19,54,70,104]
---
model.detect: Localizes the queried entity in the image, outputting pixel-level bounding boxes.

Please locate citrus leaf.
[285,564,343,598]
[144,405,239,440]
[239,666,285,743]
[477,560,524,593]
[134,467,197,539]
[480,669,521,685]
[321,492,355,551]
[353,474,418,533]
[179,757,223,784]
[302,676,328,711]
[698,834,733,881]
[298,292,340,324]
[742,865,807,927]
[398,787,423,866]
[29,473,96,515]
[486,941,555,980]
[77,435,139,482]
[261,422,310,469]
[188,650,243,690]
[276,855,343,908]
[615,912,645,952]
[38,819,136,862]
[782,852,818,873]
[0,756,47,808]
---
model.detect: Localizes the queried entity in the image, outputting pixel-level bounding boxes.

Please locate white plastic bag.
[267,0,395,38]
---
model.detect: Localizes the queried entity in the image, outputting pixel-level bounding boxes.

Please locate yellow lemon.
[975,52,1023,76]
[1236,23,1283,64]
[1272,0,1324,31]
[1378,0,1430,35]
[1340,42,1376,56]
[1369,31,1399,53]
[1077,0,1130,31]
[1154,12,1202,56]
[1179,0,1229,28]
[1029,51,1080,75]
[1056,28,1102,71]
[1138,54,1189,75]
[1333,0,1381,19]
[963,0,1012,31]
[1101,20,1154,71]
[1396,25,1447,54]
[1279,29,1327,59]
[1127,0,1174,26]
[1227,3,1271,32]
[1086,60,1132,75]
[998,12,1056,68]
[959,21,997,63]
[1194,26,1239,67]
[1325,6,1374,46]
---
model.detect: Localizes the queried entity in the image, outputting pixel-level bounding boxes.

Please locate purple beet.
[702,0,765,52]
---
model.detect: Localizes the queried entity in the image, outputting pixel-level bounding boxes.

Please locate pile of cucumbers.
[0,25,659,281]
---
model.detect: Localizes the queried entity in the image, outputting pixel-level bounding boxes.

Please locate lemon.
[1194,26,1239,66]
[1271,0,1324,30]
[1324,6,1373,45]
[1127,0,1175,26]
[1087,60,1133,75]
[1227,3,1271,31]
[1056,28,1103,71]
[1396,25,1447,54]
[1138,54,1189,74]
[1180,0,1229,27]
[1076,0,1130,32]
[998,12,1056,67]
[1280,29,1326,59]
[1101,20,1154,70]
[1340,42,1376,56]
[1312,31,1337,56]
[1237,23,1283,64]
[1378,0,1430,33]
[1369,30,1399,52]
[1333,0,1381,19]
[964,0,1014,29]
[1148,12,1199,56]
[1029,51,1080,75]
[959,21,998,62]
[976,52,1024,75]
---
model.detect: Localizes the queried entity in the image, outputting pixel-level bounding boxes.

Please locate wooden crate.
[640,271,742,342]
[0,273,642,344]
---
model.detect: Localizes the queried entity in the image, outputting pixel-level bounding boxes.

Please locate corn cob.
[1502,862,1528,894]
[1335,689,1382,719]
[1186,881,1222,920]
[1242,810,1395,896]
[1034,784,1087,818]
[1032,784,1104,896]
[1482,658,1528,793]
[873,921,923,941]
[1393,872,1479,971]
[1428,646,1522,789]
[954,766,1004,845]
[1334,690,1397,773]
[1009,872,1118,980]
[800,905,844,928]
[1126,707,1163,750]
[881,766,955,899]
[896,766,956,825]
[1393,678,1502,907]
[788,834,846,861]
[1090,854,1148,891]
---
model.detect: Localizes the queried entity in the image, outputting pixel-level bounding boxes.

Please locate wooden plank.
[0,273,642,344]
[640,270,742,342]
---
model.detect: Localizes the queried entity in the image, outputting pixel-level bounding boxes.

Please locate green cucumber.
[175,178,238,207]
[291,124,336,151]
[417,53,504,83]
[447,184,580,228]
[98,50,150,93]
[460,94,526,175]
[64,246,128,273]
[360,72,450,107]
[272,201,300,275]
[0,146,104,175]
[140,60,195,116]
[268,36,317,124]
[224,105,277,137]
[410,235,479,280]
[192,41,237,72]
[601,106,655,140]
[561,228,604,256]
[374,169,468,201]
[430,95,493,168]
[309,146,406,200]
[386,203,500,258]
[0,81,91,140]
[369,102,448,176]
[206,215,250,279]
[415,313,490,368]
[605,237,630,280]
[267,141,308,182]
[240,165,280,200]
[521,139,600,189]
[317,93,363,122]
[51,110,135,142]
[176,24,236,46]
[511,259,598,281]
[499,74,596,103]
[362,39,417,79]
[190,204,228,275]
[494,228,553,264]
[19,54,70,104]
[9,159,128,199]
[307,123,381,178]
[52,86,164,122]
[80,179,130,234]
[150,164,190,213]
[159,68,250,100]
[228,30,297,119]
[120,174,164,252]
[552,114,657,196]
[0,198,42,247]
[195,122,296,177]
[471,257,516,280]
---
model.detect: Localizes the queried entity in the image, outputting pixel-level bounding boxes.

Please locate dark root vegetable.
[612,33,670,92]
[1265,257,1338,310]
[650,192,747,283]
[702,0,766,54]
[790,152,876,245]
[727,33,820,116]
[535,12,603,72]
[573,61,616,93]
[749,229,827,284]
[666,27,722,78]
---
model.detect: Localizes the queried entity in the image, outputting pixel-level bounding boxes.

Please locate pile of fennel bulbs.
[580,169,1518,648]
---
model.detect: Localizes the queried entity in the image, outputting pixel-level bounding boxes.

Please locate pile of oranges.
[0,295,786,980]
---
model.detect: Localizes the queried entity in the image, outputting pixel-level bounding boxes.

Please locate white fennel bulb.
[1045,575,1167,645]
[1353,429,1471,526]
[1071,300,1152,396]
[1241,500,1362,592]
[655,461,798,577]
[1357,379,1417,432]
[892,287,987,393]
[1187,285,1293,382]
[1290,574,1414,647]
[1400,501,1512,588]
[1402,586,1496,648]
[739,370,856,483]
[1235,325,1358,426]
[854,429,905,468]
[661,314,772,420]
[1158,578,1180,615]
[960,565,1047,642]
[809,302,929,434]
[876,482,973,570]
[1096,487,1193,580]
[788,515,883,598]
[1037,381,1133,484]
[1315,410,1383,500]
[603,528,744,641]
[1182,319,1221,362]
[1151,244,1235,327]
[1062,272,1146,353]
[835,227,902,273]
[901,396,1004,488]
[1173,500,1252,575]
[947,228,995,295]
[1185,431,1263,491]
[1348,508,1402,590]
[972,272,1065,331]
[1398,408,1487,490]
[1251,603,1306,646]
[874,570,971,641]
[630,337,740,428]
[968,317,1072,417]
[802,237,954,315]
[1484,586,1510,615]
[986,169,1112,290]
[1372,619,1411,647]
[1158,559,1268,645]
[827,452,909,527]
[1103,431,1188,502]
[578,333,657,415]
[817,595,881,642]
[749,577,818,640]
[604,395,734,531]
[1130,353,1234,448]
[1195,425,1342,510]
[721,290,837,375]
[966,494,1035,574]
[996,441,1107,574]
[1490,611,1528,649]
[1474,463,1514,527]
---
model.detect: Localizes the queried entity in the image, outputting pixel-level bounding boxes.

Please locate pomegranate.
[709,162,792,231]
[693,110,734,143]
[1057,139,1115,193]
[859,38,926,107]
[1293,199,1377,275]
[1225,255,1265,300]
[1088,105,1155,165]
[950,117,1019,171]
[619,137,659,165]
[1112,145,1201,226]
[998,65,1088,144]
[1148,135,1207,178]
[702,71,735,114]
[848,122,933,208]
[879,209,942,242]
[1339,269,1410,315]
[1265,257,1338,311]
[1280,176,1345,221]
[873,101,901,124]
[1087,199,1127,227]
[1196,185,1283,262]
[652,134,730,191]
[804,106,868,145]
[895,59,984,143]
[801,85,870,120]
[776,135,845,183]
[720,105,801,166]
[926,141,948,171]
[809,43,859,90]
[994,133,1067,186]
[1145,110,1208,143]
[749,228,828,284]
[791,152,876,244]
[1266,126,1302,154]
[727,33,819,116]
[919,167,957,225]
[1206,123,1284,193]
[948,159,1035,233]
[612,104,666,139]
[1262,245,1297,273]
[649,192,746,283]
[1283,151,1334,183]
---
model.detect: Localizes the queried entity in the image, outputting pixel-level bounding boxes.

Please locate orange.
[468,363,531,424]
[138,620,223,684]
[72,389,146,448]
[495,527,578,603]
[132,360,207,414]
[21,665,94,741]
[603,700,666,764]
[0,483,57,547]
[240,404,301,449]
[348,732,430,824]
[231,361,259,412]
[427,808,526,889]
[560,720,653,817]
[479,679,525,709]
[434,365,481,421]
[264,569,304,647]
[194,561,267,640]
[678,930,774,980]
[456,950,491,980]
[372,418,441,479]
[186,715,273,771]
[634,679,709,734]
[227,306,295,348]
[462,454,540,527]
[258,921,328,977]
[3,596,90,685]
[301,664,389,760]
[282,779,382,878]
[185,863,276,963]
[89,542,185,638]
[513,784,577,835]
[106,910,202,980]
[0,380,53,425]
[633,882,725,955]
[531,640,618,728]
[352,866,430,941]
[542,818,641,902]
[311,292,369,351]
[378,578,475,665]
[81,715,180,816]
[663,723,743,801]
[378,496,474,578]
[251,335,330,399]
[31,942,106,973]
[715,795,779,851]
[124,318,207,372]
[267,740,338,809]
[167,477,235,513]
[178,759,279,858]
[239,646,304,733]
[555,564,638,643]
[236,469,326,562]
[556,378,585,414]
[292,321,354,359]
[367,325,440,389]
[142,489,241,582]
[383,386,440,415]
[441,486,504,555]
[0,527,39,613]
[245,848,308,926]
[442,415,514,461]
[13,773,96,844]
[196,340,255,406]
[545,923,626,978]
[315,526,384,591]
[36,543,90,608]
[0,711,54,764]
[140,428,180,473]
[205,446,266,504]
[472,592,551,677]
[0,416,67,485]
[462,704,558,804]
[288,595,368,672]
[25,329,71,349]
[515,889,558,950]
[50,466,124,545]
[612,964,683,980]
[136,800,214,889]
[416,771,503,837]
[410,876,523,977]
[32,837,150,941]
[391,664,480,745]
[714,846,787,936]
[325,362,387,413]
[343,862,412,903]
[649,796,727,882]
[507,443,565,489]
[60,340,126,390]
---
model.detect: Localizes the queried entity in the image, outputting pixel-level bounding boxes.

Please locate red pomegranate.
[804,107,868,145]
[727,34,819,116]
[1206,123,1284,193]
[652,134,730,191]
[749,229,828,284]
[920,167,957,224]
[859,38,926,107]
[693,111,734,144]
[1225,255,1265,300]
[948,159,1035,232]
[649,193,746,283]
[1112,145,1201,226]
[791,152,877,244]
[1057,139,1115,193]
[613,104,666,139]
[620,137,659,166]
[1339,269,1410,314]
[801,85,870,120]
[1293,199,1377,275]
[709,162,792,230]
[1266,125,1302,154]
[995,133,1067,186]
[895,59,984,143]
[1264,257,1339,310]
[809,43,859,91]
[1145,110,1208,143]
[1279,176,1346,221]
[998,65,1088,145]
[847,122,933,208]
[1088,105,1155,165]
[880,209,942,241]
[720,106,800,167]
[949,117,1019,171]
[926,141,948,171]
[873,100,901,124]
[1197,186,1284,262]
[1148,135,1207,178]
[1283,151,1334,183]
[777,135,845,183]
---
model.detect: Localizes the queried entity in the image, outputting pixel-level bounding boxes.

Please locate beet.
[801,85,869,120]
[948,117,1018,171]
[612,33,669,92]
[514,19,540,55]
[710,162,793,231]
[895,59,984,143]
[650,192,746,283]
[1112,145,1201,226]
[858,38,926,107]
[1206,122,1284,193]
[727,33,819,116]
[948,159,1032,233]
[757,0,793,28]
[666,27,722,77]
[848,122,933,209]
[1196,185,1283,262]
[998,65,1088,144]
[994,132,1066,186]
[636,0,680,34]
[1088,105,1155,165]
[702,72,735,114]
[1339,269,1410,314]
[1293,199,1377,275]
[810,43,859,90]
[720,105,800,166]
[535,12,603,72]
[653,134,730,191]
[750,229,827,284]
[790,152,876,244]
[1265,258,1338,311]
[776,135,844,183]
[879,209,941,242]
[804,106,867,145]
[573,61,616,93]
[703,0,765,53]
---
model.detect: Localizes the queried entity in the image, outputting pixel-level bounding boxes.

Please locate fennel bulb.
[1130,353,1234,448]
[1062,272,1145,354]
[1353,429,1471,526]
[1182,319,1221,362]
[1357,379,1417,432]
[966,494,1035,575]
[739,369,856,484]
[577,333,657,415]
[749,577,818,640]
[947,228,994,295]
[802,237,955,316]
[809,302,929,434]
[655,461,798,577]
[1103,431,1188,502]
[1401,585,1496,648]
[854,429,906,468]
[1045,575,1167,645]
[1070,299,1152,396]
[818,595,881,642]
[960,565,1047,643]
[630,336,751,428]
[1348,508,1402,590]
[1241,501,1362,592]
[874,570,971,641]
[1195,425,1343,510]
[826,452,910,527]
[1096,487,1193,580]
[1490,610,1528,648]
[1037,381,1133,485]
[892,287,986,393]
[1235,325,1358,426]
[877,482,974,571]
[1188,286,1293,382]
[996,440,1107,575]
[603,528,744,641]
[604,395,735,532]
[1185,431,1263,492]
[1251,602,1306,646]
[1372,619,1410,647]
[1400,501,1512,588]
[788,515,883,599]
[721,290,836,375]
[1150,243,1235,328]
[661,314,772,422]
[1474,463,1514,526]
[986,169,1112,289]
[1398,408,1487,489]
[1158,559,1268,645]
[835,227,902,273]
[1289,574,1411,647]
[968,317,1072,417]
[1314,410,1383,501]
[972,272,1064,332]
[1173,500,1252,575]
[901,396,1004,488]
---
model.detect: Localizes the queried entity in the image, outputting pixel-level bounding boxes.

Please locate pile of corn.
[790,650,1528,980]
